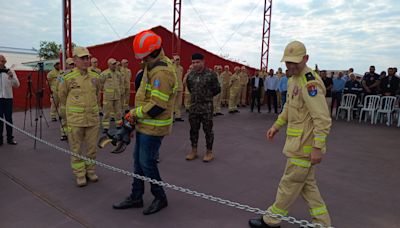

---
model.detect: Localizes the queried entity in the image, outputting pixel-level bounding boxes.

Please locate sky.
[1,0,400,74]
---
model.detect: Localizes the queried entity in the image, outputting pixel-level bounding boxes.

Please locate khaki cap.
[121,59,128,63]
[91,57,98,63]
[107,58,117,65]
[66,58,74,65]
[73,46,90,57]
[281,41,307,63]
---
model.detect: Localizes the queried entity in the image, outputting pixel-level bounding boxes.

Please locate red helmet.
[132,30,162,59]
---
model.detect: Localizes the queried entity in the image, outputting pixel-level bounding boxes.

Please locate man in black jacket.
[250,71,264,113]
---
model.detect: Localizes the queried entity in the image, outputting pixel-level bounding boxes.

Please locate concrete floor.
[0,107,399,228]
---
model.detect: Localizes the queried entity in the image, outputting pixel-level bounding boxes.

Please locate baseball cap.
[73,46,90,57]
[121,59,128,64]
[281,41,307,63]
[91,57,98,63]
[66,58,74,65]
[107,58,117,65]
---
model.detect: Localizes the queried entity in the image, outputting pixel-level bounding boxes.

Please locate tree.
[38,41,61,60]
[38,41,77,60]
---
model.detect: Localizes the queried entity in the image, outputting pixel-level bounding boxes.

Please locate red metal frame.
[260,0,272,70]
[172,0,182,56]
[64,0,72,58]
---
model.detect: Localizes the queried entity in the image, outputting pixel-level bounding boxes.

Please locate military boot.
[185,147,198,161]
[203,150,214,162]
[86,171,99,182]
[76,176,87,187]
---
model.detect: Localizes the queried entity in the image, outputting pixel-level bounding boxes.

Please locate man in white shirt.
[0,55,20,145]
[264,69,279,113]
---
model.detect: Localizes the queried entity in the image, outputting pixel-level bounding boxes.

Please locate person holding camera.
[0,55,20,145]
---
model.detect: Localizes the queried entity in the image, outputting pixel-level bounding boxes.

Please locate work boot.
[76,176,87,187]
[86,171,99,182]
[143,197,168,215]
[113,196,144,209]
[249,217,280,228]
[185,147,198,161]
[203,150,214,162]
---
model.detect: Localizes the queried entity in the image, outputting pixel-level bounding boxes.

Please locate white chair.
[336,94,357,121]
[375,96,397,126]
[359,95,380,124]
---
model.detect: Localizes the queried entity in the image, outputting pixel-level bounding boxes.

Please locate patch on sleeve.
[307,84,318,97]
[153,79,161,89]
[305,72,315,81]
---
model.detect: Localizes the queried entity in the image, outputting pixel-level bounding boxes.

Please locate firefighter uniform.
[173,57,184,120]
[100,59,123,130]
[220,66,232,106]
[47,65,60,120]
[259,68,268,104]
[121,59,132,111]
[58,50,101,186]
[228,67,241,112]
[213,65,223,114]
[183,69,192,111]
[239,67,249,106]
[89,57,101,74]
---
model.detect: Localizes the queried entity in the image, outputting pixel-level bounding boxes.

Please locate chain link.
[0,117,333,228]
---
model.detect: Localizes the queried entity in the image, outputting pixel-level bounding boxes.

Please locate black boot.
[112,196,143,209]
[143,197,168,215]
[248,217,279,228]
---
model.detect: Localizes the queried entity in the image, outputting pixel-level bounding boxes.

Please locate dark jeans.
[131,132,166,200]
[0,98,14,142]
[281,91,287,109]
[331,92,343,115]
[250,89,261,112]
[266,89,278,113]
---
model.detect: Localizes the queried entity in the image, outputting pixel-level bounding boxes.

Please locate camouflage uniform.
[186,68,220,150]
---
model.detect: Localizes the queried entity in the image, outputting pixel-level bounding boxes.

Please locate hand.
[7,70,13,78]
[125,111,135,124]
[266,126,278,141]
[310,148,323,165]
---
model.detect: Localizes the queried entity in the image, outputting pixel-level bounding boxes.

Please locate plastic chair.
[375,96,397,126]
[336,94,357,121]
[359,95,380,124]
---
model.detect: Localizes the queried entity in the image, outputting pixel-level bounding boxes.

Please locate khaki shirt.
[220,71,232,86]
[239,71,249,86]
[47,69,60,92]
[131,51,177,136]
[88,66,101,74]
[174,64,183,92]
[229,72,241,90]
[58,69,101,127]
[120,67,132,91]
[273,66,331,158]
[100,69,122,100]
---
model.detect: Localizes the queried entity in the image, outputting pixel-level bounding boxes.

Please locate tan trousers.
[60,118,67,137]
[221,84,230,105]
[124,88,131,110]
[174,91,183,118]
[68,125,99,177]
[102,99,121,129]
[184,92,191,110]
[239,85,247,105]
[50,99,58,119]
[228,88,240,111]
[263,159,331,226]
[213,93,221,113]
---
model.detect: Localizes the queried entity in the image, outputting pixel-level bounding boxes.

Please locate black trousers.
[331,92,342,115]
[0,98,14,141]
[266,89,278,113]
[250,89,261,112]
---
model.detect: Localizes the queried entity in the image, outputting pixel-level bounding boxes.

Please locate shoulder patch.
[153,79,161,89]
[307,84,318,97]
[305,72,315,82]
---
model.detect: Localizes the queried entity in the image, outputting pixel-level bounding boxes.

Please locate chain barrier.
[0,117,332,228]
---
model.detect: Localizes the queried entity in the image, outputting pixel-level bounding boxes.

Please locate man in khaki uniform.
[173,55,184,121]
[183,65,193,111]
[220,65,232,107]
[213,65,224,116]
[88,57,101,74]
[55,58,75,141]
[249,41,332,227]
[113,30,176,215]
[239,66,249,107]
[121,59,132,112]
[228,66,241,113]
[100,58,123,131]
[58,47,101,187]
[47,62,61,121]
